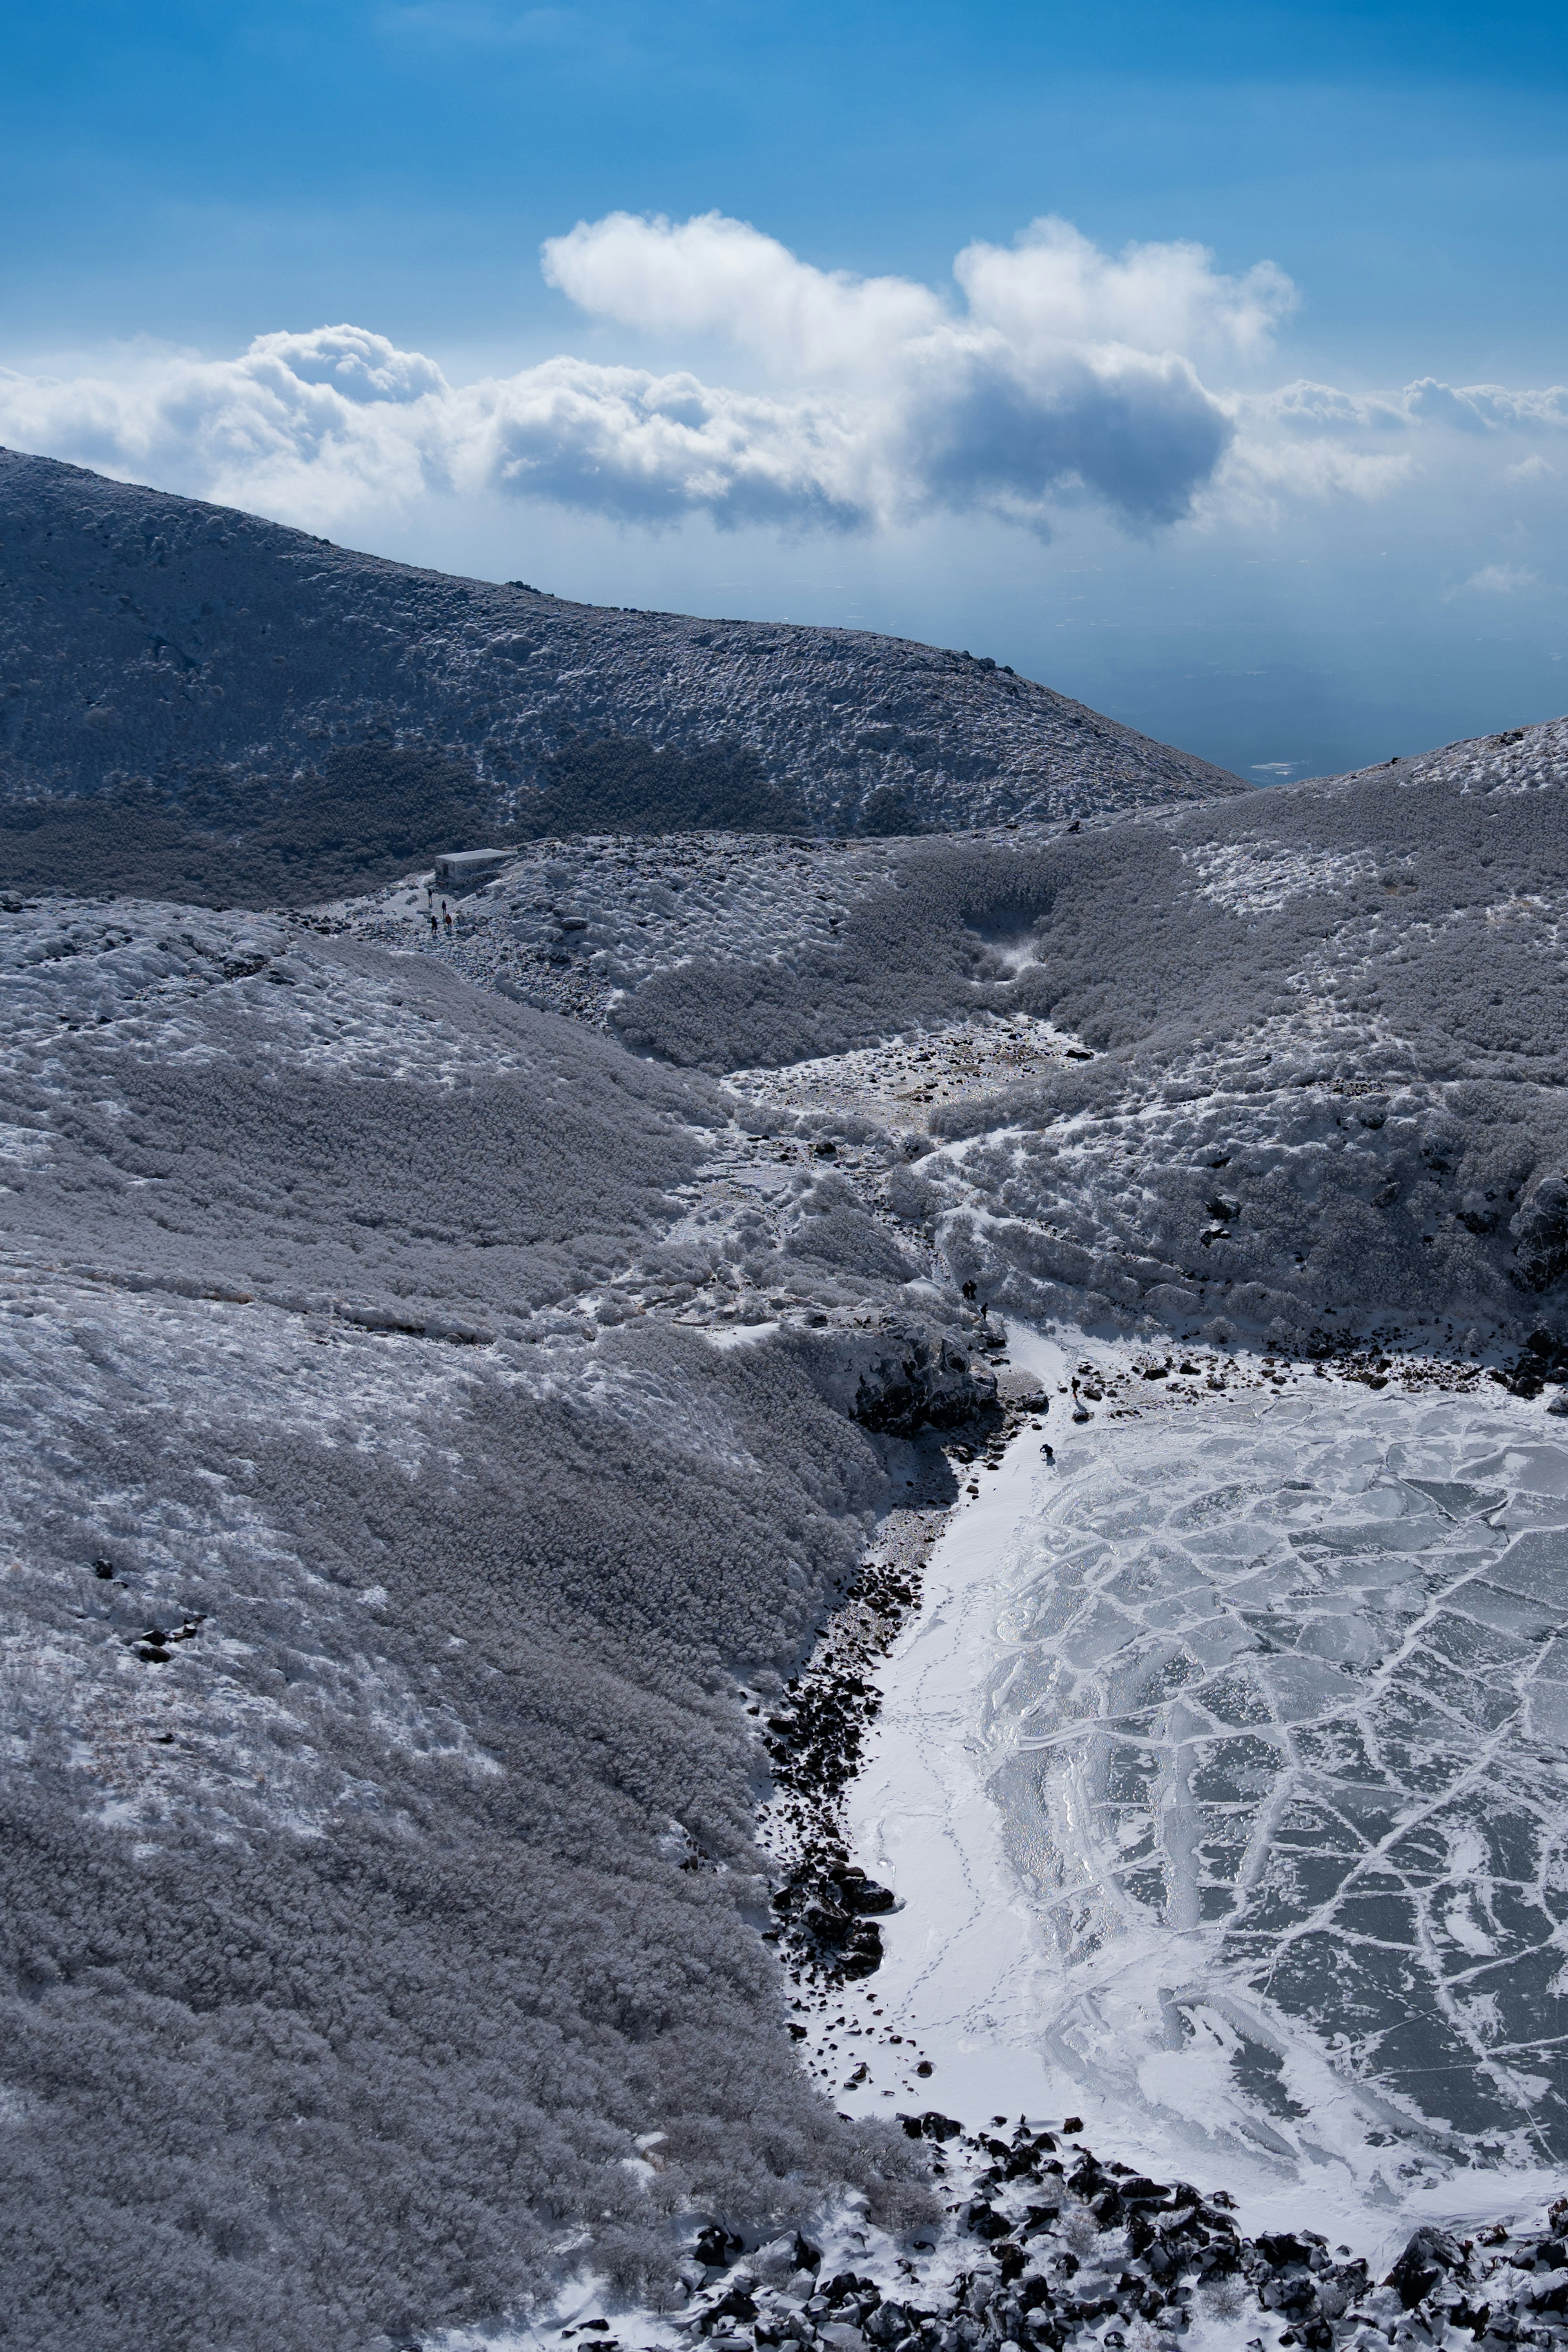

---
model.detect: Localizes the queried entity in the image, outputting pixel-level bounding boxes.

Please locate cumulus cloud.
[952,218,1295,364]
[1207,367,1568,524]
[542,211,944,380]
[0,215,1280,537]
[0,212,1564,547]
[1405,377,1568,433]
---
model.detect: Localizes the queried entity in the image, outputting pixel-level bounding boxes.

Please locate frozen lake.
[846,1337,1568,2250]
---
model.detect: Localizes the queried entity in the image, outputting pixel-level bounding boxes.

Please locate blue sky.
[3,0,1566,778]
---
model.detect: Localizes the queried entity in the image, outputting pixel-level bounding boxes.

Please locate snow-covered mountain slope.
[343,715,1568,1343]
[6,680,1568,2352]
[0,448,1244,905]
[0,898,962,2352]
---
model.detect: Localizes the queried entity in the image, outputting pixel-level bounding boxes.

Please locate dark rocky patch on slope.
[0,447,1244,904]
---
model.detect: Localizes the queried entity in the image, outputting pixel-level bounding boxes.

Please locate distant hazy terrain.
[0,449,1243,905]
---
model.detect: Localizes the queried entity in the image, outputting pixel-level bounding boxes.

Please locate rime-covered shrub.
[604,741,1568,1335]
[0,912,930,2352]
[527,733,804,837]
[787,1201,918,1284]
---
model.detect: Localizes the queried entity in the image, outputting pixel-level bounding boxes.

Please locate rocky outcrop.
[788,1318,997,1438]
[852,1326,996,1435]
[673,2122,1568,2352]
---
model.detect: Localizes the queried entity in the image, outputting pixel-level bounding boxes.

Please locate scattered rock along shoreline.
[640,2106,1568,2352]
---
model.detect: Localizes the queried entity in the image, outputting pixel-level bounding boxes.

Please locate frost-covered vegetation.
[8,447,1568,2352]
[0,905,947,2352]
[0,449,1241,905]
[393,719,1568,1342]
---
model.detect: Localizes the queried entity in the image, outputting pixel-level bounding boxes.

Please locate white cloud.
[542,211,944,380]
[0,214,1564,551]
[542,209,1293,378]
[1457,562,1543,595]
[1251,380,1410,437]
[951,217,1295,364]
[1207,367,1568,526]
[251,325,448,404]
[1405,377,1568,433]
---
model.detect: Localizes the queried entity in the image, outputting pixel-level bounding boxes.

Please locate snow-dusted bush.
[609,735,1568,1334]
[0,913,927,2352]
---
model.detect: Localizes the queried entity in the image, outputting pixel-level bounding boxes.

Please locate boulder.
[1386,2228,1467,2309]
[785,1318,997,1437]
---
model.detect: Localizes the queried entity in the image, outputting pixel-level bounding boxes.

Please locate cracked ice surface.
[982,1382,1568,2206]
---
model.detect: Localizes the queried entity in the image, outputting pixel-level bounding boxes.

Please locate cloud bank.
[0,213,1563,545]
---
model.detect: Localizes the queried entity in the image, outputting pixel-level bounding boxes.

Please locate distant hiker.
[444,910,453,931]
[429,913,438,935]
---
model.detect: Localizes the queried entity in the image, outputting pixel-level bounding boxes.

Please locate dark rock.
[709,2288,759,2323]
[1256,2234,1315,2270]
[851,1324,999,1437]
[829,1867,895,1915]
[1386,2228,1467,2309]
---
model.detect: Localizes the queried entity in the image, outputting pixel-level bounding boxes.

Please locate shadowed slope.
[0,447,1245,905]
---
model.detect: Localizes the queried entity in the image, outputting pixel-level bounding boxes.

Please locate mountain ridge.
[0,446,1246,903]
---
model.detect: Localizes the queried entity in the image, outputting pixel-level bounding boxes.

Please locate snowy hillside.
[0,448,1243,906]
[350,716,1568,1344]
[5,642,1568,2351]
